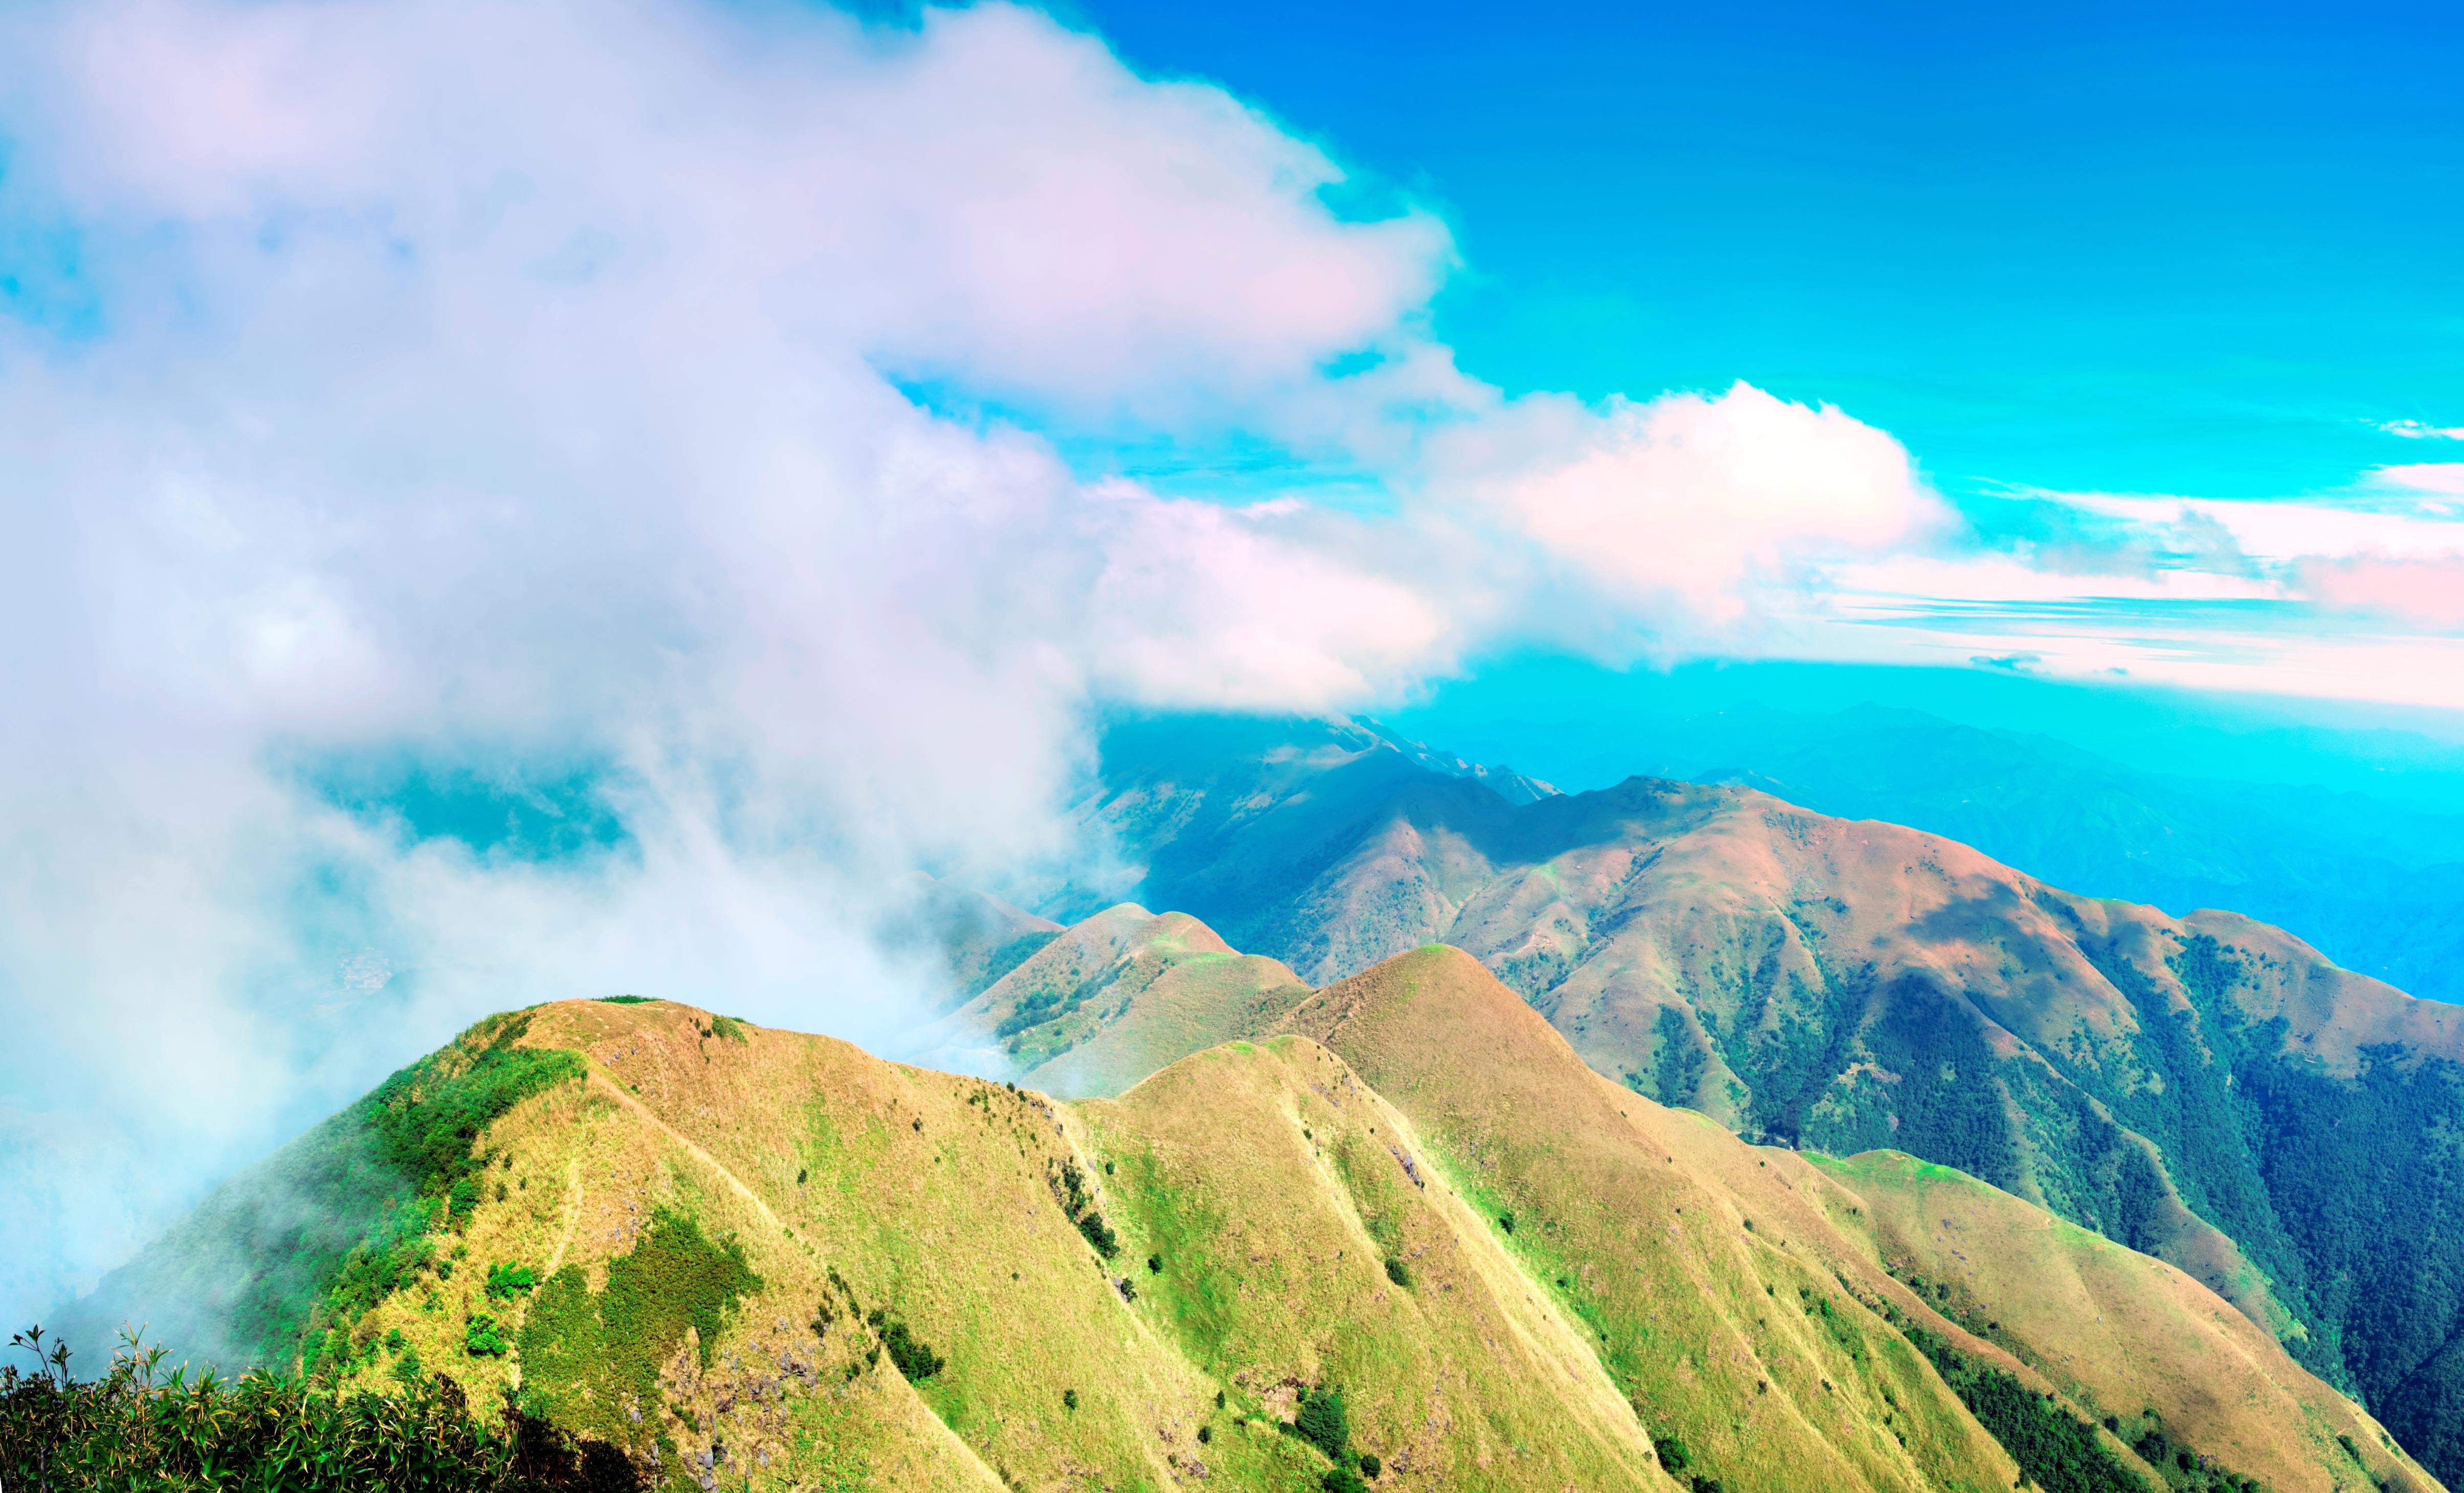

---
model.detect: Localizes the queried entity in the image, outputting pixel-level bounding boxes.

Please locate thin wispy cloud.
[2370,464,2464,499]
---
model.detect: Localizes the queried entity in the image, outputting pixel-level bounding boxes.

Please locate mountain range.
[1062,715,2464,1479]
[43,712,2464,1493]
[54,951,2429,1492]
[1392,699,2464,1006]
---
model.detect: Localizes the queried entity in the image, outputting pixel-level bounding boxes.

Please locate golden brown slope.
[1286,944,2439,1493]
[303,995,1692,1490]
[920,904,1311,1097]
[1111,755,2464,1465]
[1815,1150,2429,1493]
[1084,1035,1675,1488]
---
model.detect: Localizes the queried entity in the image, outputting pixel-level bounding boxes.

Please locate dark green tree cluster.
[864,1309,945,1382]
[1651,1004,1710,1109]
[1896,1321,2147,1492]
[1049,1158,1120,1258]
[1648,1430,1725,1493]
[2240,1042,2464,1474]
[463,1315,510,1358]
[2123,1415,2264,1492]
[1286,1383,1378,1490]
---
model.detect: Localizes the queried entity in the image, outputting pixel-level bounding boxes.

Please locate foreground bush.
[1,1326,634,1492]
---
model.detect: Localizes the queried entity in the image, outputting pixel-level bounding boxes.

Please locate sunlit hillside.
[52,951,2434,1492]
[1081,716,2464,1479]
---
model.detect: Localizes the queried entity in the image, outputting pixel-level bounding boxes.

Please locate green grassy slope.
[1816,1149,2423,1493]
[54,1010,586,1374]
[1082,723,2464,1481]
[1286,944,2438,1493]
[921,904,1311,1098]
[1085,1036,1669,1488]
[57,947,2441,1492]
[1284,946,2021,1493]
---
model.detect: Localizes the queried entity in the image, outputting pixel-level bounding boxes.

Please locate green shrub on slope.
[516,1206,760,1447]
[1893,1319,2146,1493]
[1048,1157,1120,1259]
[1294,1382,1349,1461]
[59,1010,584,1375]
[864,1309,945,1382]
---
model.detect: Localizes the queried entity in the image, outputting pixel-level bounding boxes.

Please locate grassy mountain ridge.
[47,949,2435,1491]
[912,903,1312,1098]
[1078,718,2464,1481]
[1433,701,2464,1006]
[1288,944,2425,1493]
[52,1009,588,1377]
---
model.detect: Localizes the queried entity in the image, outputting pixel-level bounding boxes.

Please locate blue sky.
[1073,0,2463,500]
[1017,0,2464,726]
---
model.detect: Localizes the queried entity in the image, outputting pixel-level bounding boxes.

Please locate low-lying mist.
[0,0,1458,1338]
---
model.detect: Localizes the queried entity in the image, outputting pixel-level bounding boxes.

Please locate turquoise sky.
[1035,0,2464,741]
[1072,0,2462,503]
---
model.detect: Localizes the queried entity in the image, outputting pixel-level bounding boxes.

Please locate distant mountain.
[1078,714,2464,1482]
[880,874,1063,1013]
[1430,702,2464,1005]
[912,904,1309,1097]
[55,963,2430,1491]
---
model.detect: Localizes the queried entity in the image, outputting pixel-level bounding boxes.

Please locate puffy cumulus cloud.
[1079,486,1455,710]
[0,0,1460,1331]
[18,0,1450,423]
[1434,381,1953,636]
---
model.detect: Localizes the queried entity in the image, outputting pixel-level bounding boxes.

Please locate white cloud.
[20,0,1451,424]
[2369,463,2464,498]
[1080,485,1455,709]
[1438,381,1952,630]
[0,0,1461,1331]
[1831,553,2284,605]
[2381,420,2464,441]
[2046,492,2464,563]
[2298,556,2464,629]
